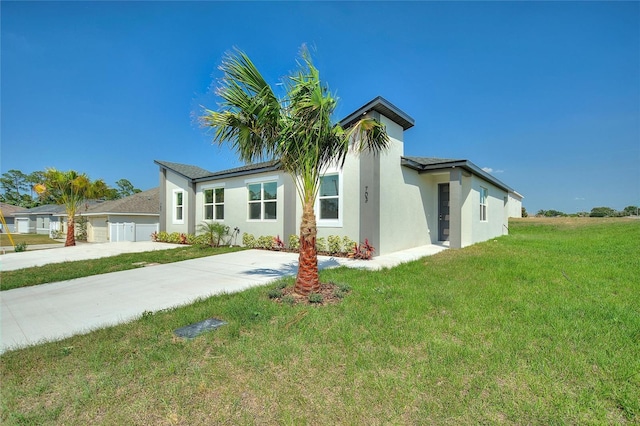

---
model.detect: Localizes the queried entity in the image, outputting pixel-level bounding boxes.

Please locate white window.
[480,187,488,221]
[204,187,224,220]
[317,171,343,227]
[247,181,277,220]
[173,189,185,224]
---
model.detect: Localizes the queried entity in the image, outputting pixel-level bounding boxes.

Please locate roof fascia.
[401,158,513,192]
[340,96,415,131]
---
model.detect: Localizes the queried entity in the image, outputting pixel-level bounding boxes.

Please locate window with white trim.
[247,181,277,220]
[204,187,224,220]
[319,174,339,220]
[173,189,185,224]
[480,187,488,221]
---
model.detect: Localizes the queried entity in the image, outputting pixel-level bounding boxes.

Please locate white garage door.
[109,223,159,242]
[16,218,29,234]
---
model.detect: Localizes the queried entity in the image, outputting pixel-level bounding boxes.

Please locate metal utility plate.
[174,318,227,339]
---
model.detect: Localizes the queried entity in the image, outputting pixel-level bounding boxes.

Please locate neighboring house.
[67,188,160,243]
[156,96,521,255]
[0,202,28,233]
[12,204,66,235]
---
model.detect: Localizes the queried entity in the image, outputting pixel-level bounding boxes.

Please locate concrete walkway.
[0,243,446,354]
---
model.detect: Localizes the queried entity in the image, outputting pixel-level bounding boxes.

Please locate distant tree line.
[0,169,141,208]
[533,206,639,218]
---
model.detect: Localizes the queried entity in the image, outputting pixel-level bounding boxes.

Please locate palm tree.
[37,169,109,246]
[201,47,390,295]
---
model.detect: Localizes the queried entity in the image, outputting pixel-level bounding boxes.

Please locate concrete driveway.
[1,242,446,353]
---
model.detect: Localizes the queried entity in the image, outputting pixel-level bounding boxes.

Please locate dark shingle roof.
[84,188,159,215]
[14,204,67,215]
[0,202,27,217]
[154,160,213,180]
[155,159,281,183]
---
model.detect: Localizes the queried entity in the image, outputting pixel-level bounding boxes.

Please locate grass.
[0,233,61,247]
[1,218,638,424]
[1,245,246,291]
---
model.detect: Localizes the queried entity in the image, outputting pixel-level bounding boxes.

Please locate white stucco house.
[155,97,522,255]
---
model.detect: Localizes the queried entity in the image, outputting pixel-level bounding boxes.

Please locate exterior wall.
[508,192,523,218]
[312,152,362,246]
[163,170,192,234]
[377,116,432,255]
[467,175,508,246]
[194,171,289,242]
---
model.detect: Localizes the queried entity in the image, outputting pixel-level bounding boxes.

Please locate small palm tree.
[201,47,390,295]
[36,169,109,246]
[197,221,230,247]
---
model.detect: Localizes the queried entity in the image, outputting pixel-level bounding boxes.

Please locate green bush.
[316,237,327,252]
[327,235,342,254]
[288,234,300,251]
[242,233,256,248]
[256,235,274,250]
[197,221,230,247]
[308,293,323,304]
[14,242,28,253]
[342,236,356,253]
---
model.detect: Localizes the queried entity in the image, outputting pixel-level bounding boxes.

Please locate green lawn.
[0,233,61,247]
[1,218,638,424]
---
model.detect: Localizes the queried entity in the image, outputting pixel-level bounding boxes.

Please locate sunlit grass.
[0,233,61,247]
[1,218,638,424]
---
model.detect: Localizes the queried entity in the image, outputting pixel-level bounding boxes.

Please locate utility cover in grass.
[174,318,227,339]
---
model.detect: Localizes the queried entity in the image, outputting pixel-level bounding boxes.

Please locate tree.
[201,47,390,295]
[115,179,141,198]
[36,169,109,246]
[589,206,616,217]
[0,169,30,206]
[622,205,639,216]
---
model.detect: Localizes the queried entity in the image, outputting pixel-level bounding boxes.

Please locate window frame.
[245,176,279,222]
[202,184,225,221]
[316,170,343,228]
[172,189,185,225]
[480,186,488,222]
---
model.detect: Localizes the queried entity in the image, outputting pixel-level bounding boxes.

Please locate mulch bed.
[273,282,348,306]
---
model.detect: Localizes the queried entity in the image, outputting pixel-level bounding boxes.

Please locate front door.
[438,183,450,241]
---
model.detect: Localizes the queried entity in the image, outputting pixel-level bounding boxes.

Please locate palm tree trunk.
[294,201,320,295]
[65,216,76,247]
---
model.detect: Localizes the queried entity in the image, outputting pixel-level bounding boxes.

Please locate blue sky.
[2,1,638,214]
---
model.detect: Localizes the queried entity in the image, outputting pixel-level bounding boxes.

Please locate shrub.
[288,234,300,251]
[14,242,28,253]
[273,235,285,250]
[327,235,342,254]
[316,237,327,252]
[197,221,230,247]
[342,236,356,253]
[267,288,283,299]
[256,235,274,250]
[349,238,375,260]
[242,233,256,248]
[308,293,324,304]
[281,295,296,306]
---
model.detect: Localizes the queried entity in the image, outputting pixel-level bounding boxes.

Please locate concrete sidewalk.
[1,244,446,354]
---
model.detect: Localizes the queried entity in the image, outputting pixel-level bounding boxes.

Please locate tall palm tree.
[201,47,390,295]
[37,169,109,246]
